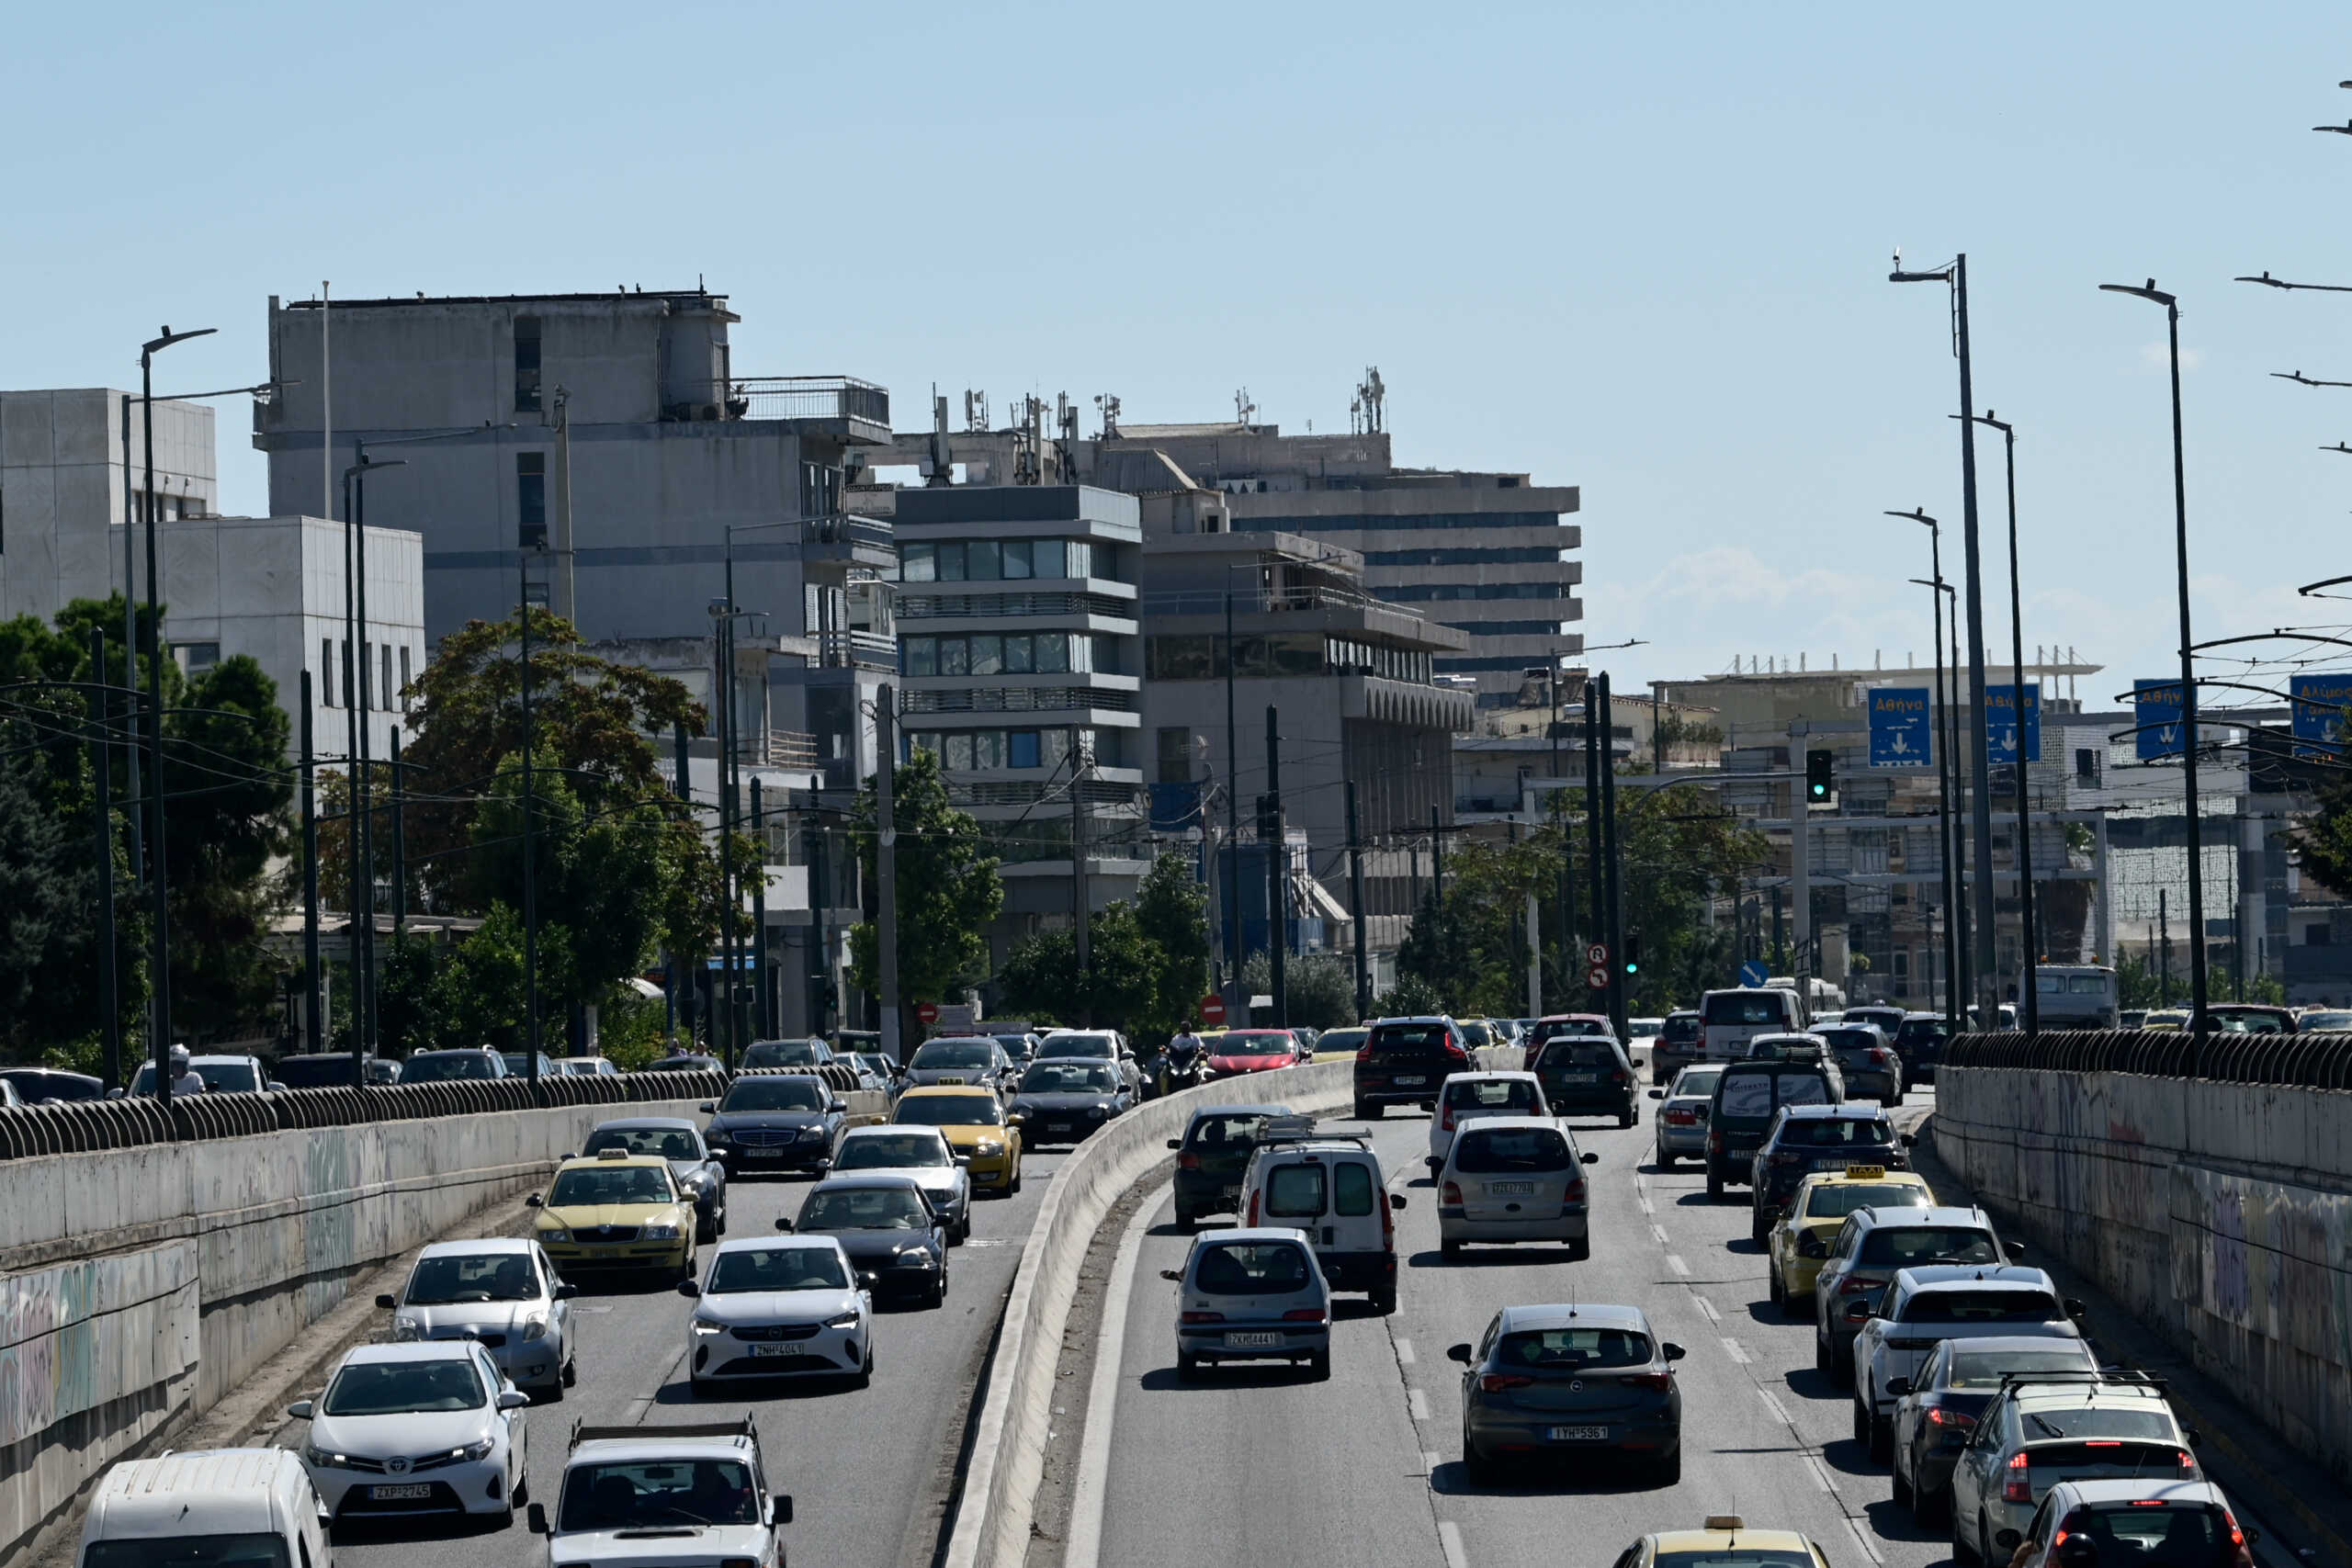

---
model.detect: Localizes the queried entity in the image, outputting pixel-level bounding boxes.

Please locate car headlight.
[801,1125,827,1141]
[824,1309,863,1328]
[893,1247,937,1267]
[678,1170,710,1192]
[519,1317,549,1342]
[706,1129,731,1145]
[302,1441,347,1469]
[1088,1105,1108,1118]
[538,1228,571,1244]
[691,1315,728,1336]
[390,1315,424,1341]
[452,1438,494,1463]
[642,1224,682,1240]
[974,1140,1004,1157]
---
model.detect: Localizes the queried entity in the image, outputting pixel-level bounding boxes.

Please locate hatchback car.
[1604,1518,1831,1568]
[1428,1070,1550,1174]
[831,1124,972,1243]
[680,1235,872,1391]
[1437,1116,1600,1260]
[1167,1103,1290,1227]
[1853,1267,2086,1462]
[1204,1029,1306,1078]
[892,1085,1022,1194]
[1888,1335,2101,1521]
[1747,1103,1909,1245]
[288,1341,530,1522]
[1352,1016,1470,1117]
[1524,1032,1639,1125]
[903,1036,1014,1091]
[1894,1011,1952,1086]
[550,1056,619,1077]
[701,1074,846,1176]
[1447,1303,1684,1483]
[1950,1375,2199,1565]
[1766,1166,1933,1315]
[2003,1479,2254,1568]
[1812,1023,1904,1106]
[1164,1227,1331,1380]
[1037,1029,1144,1097]
[378,1238,578,1395]
[741,1036,835,1070]
[1646,1063,1722,1168]
[1649,1010,1703,1083]
[1007,1058,1135,1145]
[581,1116,729,1243]
[126,1053,283,1094]
[1814,1204,2016,1380]
[781,1174,950,1307]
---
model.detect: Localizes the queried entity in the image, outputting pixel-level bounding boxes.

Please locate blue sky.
[9,2,2352,703]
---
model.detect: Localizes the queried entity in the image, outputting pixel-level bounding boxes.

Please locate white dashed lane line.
[1438,1519,1471,1568]
[1665,1254,1691,1276]
[1408,1386,1431,1422]
[1395,1337,1416,1365]
[1719,1337,1751,1364]
[1691,1296,1721,1324]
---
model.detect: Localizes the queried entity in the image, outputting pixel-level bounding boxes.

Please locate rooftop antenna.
[1355,367,1386,433]
[1235,387,1256,428]
[1093,392,1121,440]
[927,387,952,488]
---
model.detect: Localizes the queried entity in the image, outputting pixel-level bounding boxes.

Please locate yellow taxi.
[527,1148,697,1280]
[1609,1517,1832,1568]
[1312,1024,1371,1064]
[1766,1163,1934,1316]
[891,1085,1023,1196]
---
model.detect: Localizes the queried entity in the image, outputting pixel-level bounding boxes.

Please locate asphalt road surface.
[302,1144,1073,1568]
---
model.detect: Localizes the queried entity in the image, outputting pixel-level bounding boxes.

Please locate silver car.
[1163,1227,1330,1380]
[1437,1116,1600,1260]
[378,1238,576,1394]
[1647,1063,1723,1168]
[831,1124,973,1244]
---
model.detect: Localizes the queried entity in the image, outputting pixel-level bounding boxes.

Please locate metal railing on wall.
[1944,1029,2352,1089]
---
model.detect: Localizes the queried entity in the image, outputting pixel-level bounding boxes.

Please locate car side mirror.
[1389,1192,1407,1211]
[496,1390,530,1410]
[526,1502,549,1536]
[2005,1240,2026,1259]
[1843,1300,1874,1324]
[554,1282,578,1300]
[1160,1268,1183,1281]
[1796,1233,1826,1259]
[1661,1342,1686,1361]
[2183,1425,2201,1446]
[699,1102,716,1113]
[2064,1298,2087,1320]
[1885,1377,1912,1397]
[1900,1133,1917,1148]
[1994,1529,2022,1552]
[375,1292,397,1310]
[286,1399,314,1420]
[775,1495,794,1527]
[1581,1151,1600,1166]
[1167,1137,1182,1150]
[856,1270,879,1288]
[1006,1112,1025,1125]
[954,1155,972,1167]
[775,1218,796,1232]
[1646,1089,1665,1100]
[525,1193,542,1207]
[677,1280,701,1298]
[1445,1343,1474,1364]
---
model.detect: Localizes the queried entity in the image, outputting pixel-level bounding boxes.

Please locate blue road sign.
[2133,679,2184,761]
[1739,959,1770,987]
[1868,686,1933,769]
[1984,682,2041,765]
[2291,672,2352,760]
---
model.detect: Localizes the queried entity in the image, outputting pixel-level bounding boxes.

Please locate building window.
[514,317,542,413]
[381,645,393,715]
[340,639,354,708]
[2075,747,2100,785]
[1010,730,1041,769]
[1158,728,1193,784]
[517,453,548,547]
[902,632,1080,678]
[900,537,1080,584]
[322,638,336,707]
[173,642,220,676]
[800,460,840,517]
[399,645,412,708]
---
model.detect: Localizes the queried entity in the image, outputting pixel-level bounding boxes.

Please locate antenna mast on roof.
[1094,393,1121,440]
[1355,367,1385,434]
[1235,387,1256,429]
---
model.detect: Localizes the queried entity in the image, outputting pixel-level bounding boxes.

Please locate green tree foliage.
[2292,781,2352,902]
[993,903,1159,1030]
[162,655,293,1035]
[1134,852,1212,1036]
[849,748,1003,1024]
[1242,951,1359,1031]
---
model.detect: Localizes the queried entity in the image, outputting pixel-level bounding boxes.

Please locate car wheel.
[1371,1283,1396,1314]
[1917,1475,1950,1526]
[1706,1170,1725,1201]
[1830,1338,1853,1387]
[1177,1351,1200,1382]
[690,1373,713,1399]
[1566,1235,1591,1262]
[1172,1204,1194,1231]
[560,1355,577,1389]
[1768,1265,1787,1313]
[1652,1448,1681,1486]
[1853,1392,1871,1447]
[1869,1409,1893,1464]
[856,1343,875,1390]
[1442,1238,1464,1259]
[1893,1453,1914,1510]
[1618,1108,1635,1129]
[1883,1090,1904,1109]
[1749,1212,1771,1248]
[1656,1149,1675,1169]
[1009,1165,1023,1197]
[1306,1348,1330,1381]
[1352,1099,1376,1120]
[1815,1326,1833,1374]
[1462,1423,1498,1484]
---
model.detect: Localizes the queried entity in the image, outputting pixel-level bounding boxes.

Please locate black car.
[581,1116,730,1243]
[1525,1033,1639,1126]
[1892,1013,1950,1088]
[399,1048,509,1083]
[1006,1060,1133,1146]
[702,1075,847,1175]
[781,1174,950,1306]
[272,1054,401,1089]
[0,1067,106,1104]
[1746,1103,1907,1245]
[1165,1103,1291,1228]
[742,1037,834,1070]
[1352,1017,1471,1118]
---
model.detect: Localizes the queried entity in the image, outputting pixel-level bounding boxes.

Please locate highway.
[300,1145,1074,1568]
[1084,1082,1958,1568]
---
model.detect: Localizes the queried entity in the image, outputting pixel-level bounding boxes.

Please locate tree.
[848,748,1002,1026]
[1133,852,1212,1038]
[994,904,1159,1030]
[2294,781,2352,901]
[1242,951,1357,1031]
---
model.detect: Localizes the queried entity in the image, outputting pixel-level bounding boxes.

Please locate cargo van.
[1700,987,1806,1061]
[1239,1119,1406,1314]
[78,1449,330,1568]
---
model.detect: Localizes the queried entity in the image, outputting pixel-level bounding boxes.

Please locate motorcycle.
[1152,1035,1211,1099]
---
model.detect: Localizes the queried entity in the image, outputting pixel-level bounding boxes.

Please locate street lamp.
[137,323,217,1106]
[2099,277,2207,1038]
[1962,410,2038,1037]
[1891,509,1965,1031]
[1890,254,2000,1022]
[341,453,407,1074]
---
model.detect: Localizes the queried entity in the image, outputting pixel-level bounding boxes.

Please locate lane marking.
[1719,1337,1750,1364]
[1691,1296,1721,1325]
[1666,1254,1691,1277]
[1438,1518,1470,1568]
[1419,1450,1441,1476]
[1757,1387,1793,1427]
[1408,1386,1431,1421]
[1845,1517,1886,1565]
[1065,1180,1169,1568]
[1395,1337,1417,1365]
[1806,1455,1839,1494]
[1651,1223,1670,1246]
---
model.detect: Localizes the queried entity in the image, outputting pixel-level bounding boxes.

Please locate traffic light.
[1805,748,1836,805]
[1623,932,1642,976]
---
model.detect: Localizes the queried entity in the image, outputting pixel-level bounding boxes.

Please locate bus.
[2016,964,2119,1030]
[1764,976,1846,1022]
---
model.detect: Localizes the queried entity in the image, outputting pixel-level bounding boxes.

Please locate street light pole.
[2100,280,2208,1039]
[1893,509,1963,1030]
[1968,411,2038,1036]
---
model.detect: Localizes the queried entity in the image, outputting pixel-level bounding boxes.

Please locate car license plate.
[1224,1331,1283,1348]
[1048,1122,1072,1134]
[749,1343,796,1358]
[1394,1075,1426,1087]
[370,1483,433,1500]
[1545,1426,1608,1441]
[938,1076,966,1085]
[1487,1181,1535,1196]
[1562,1071,1598,1084]
[743,1148,782,1159]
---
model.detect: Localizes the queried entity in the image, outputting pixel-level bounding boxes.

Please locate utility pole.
[672,720,695,1043]
[1347,781,1369,1021]
[390,728,407,945]
[88,627,120,1086]
[877,690,901,1058]
[1069,722,1091,1004]
[1524,892,1543,1021]
[1267,707,1286,1028]
[752,777,771,1041]
[1584,695,1604,988]
[2159,890,2172,1010]
[550,387,576,624]
[300,672,322,1057]
[1599,672,1626,1040]
[1223,589,1242,1008]
[520,574,541,1080]
[714,601,737,1067]
[1430,803,1445,916]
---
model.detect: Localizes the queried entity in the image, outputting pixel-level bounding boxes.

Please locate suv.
[1352,1017,1470,1118]
[1651,1010,1702,1083]
[1949,1377,2200,1566]
[1747,1103,1909,1245]
[526,1416,791,1565]
[1167,1103,1292,1227]
[1894,1012,1952,1087]
[1239,1119,1406,1312]
[1852,1266,2085,1462]
[1813,1204,2015,1380]
[1889,1335,2102,1522]
[1524,1032,1639,1125]
[1703,1056,1843,1201]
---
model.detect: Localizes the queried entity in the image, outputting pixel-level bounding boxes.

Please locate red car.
[1205,1030,1305,1078]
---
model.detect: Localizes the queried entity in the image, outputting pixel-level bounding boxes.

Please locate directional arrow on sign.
[1585,964,1611,989]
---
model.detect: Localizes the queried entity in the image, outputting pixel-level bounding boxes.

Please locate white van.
[78,1448,330,1568]
[1239,1119,1406,1314]
[1700,987,1806,1061]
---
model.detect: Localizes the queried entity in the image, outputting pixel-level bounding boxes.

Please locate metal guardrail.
[1944,1029,2352,1089]
[758,729,820,767]
[897,592,1136,622]
[729,376,890,425]
[0,1068,731,1160]
[1139,582,1429,624]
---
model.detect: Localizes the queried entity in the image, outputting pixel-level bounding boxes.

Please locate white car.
[378,1238,578,1394]
[1426,1070,1549,1174]
[289,1340,530,1522]
[528,1416,789,1566]
[1852,1266,2084,1461]
[831,1124,973,1243]
[681,1235,873,1392]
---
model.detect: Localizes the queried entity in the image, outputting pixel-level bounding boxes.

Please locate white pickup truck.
[1851,1265,2086,1462]
[526,1416,793,1568]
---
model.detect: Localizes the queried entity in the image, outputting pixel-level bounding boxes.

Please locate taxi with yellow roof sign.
[1765,1163,1934,1316]
[1605,1516,1833,1568]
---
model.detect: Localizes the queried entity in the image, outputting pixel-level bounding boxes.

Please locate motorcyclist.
[166,1043,205,1096]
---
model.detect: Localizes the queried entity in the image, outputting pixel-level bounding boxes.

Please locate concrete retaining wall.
[1934,1066,2352,1487]
[0,1095,710,1568]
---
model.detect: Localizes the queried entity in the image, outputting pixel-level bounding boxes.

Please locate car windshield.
[2022,1407,2175,1441]
[742,1040,825,1067]
[1817,1030,1882,1052]
[896,1093,1001,1126]
[1661,1016,1702,1042]
[548,1166,673,1206]
[1192,1241,1312,1295]
[557,1459,759,1532]
[402,1053,499,1082]
[1458,1022,1494,1047]
[84,1537,293,1568]
[1218,1032,1294,1053]
[584,1126,702,1161]
[992,1035,1032,1055]
[1859,1226,2001,1267]
[1022,1063,1117,1092]
[1717,1070,1832,1117]
[1371,1022,1454,1051]
[1671,1068,1724,1099]
[1543,1039,1622,1068]
[2058,1502,2235,1564]
[1184,1113,1270,1148]
[1039,1034,1116,1057]
[2210,1010,2287,1033]
[322,1358,485,1416]
[1317,1029,1368,1053]
[2301,1010,2352,1030]
[708,1246,849,1293]
[1444,1078,1542,1111]
[1453,1126,1574,1173]
[1778,1118,1893,1148]
[836,1133,951,1169]
[800,1187,929,1230]
[1945,1347,2095,1387]
[1896,1018,1951,1047]
[1901,1289,2062,1323]
[405,1252,538,1304]
[722,1077,826,1111]
[1704,993,1791,1025]
[1494,1327,1651,1368]
[130,1060,263,1094]
[1804,1183,1929,1219]
[912,1042,996,1068]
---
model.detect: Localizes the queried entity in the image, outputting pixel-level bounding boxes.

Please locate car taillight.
[1356,1043,1374,1061]
[1281,1307,1326,1322]
[1562,1178,1587,1204]
[1181,1310,1226,1324]
[1666,1108,1697,1125]
[2004,1450,2032,1503]
[1707,1130,1724,1153]
[1247,1191,1260,1225]
[1441,1104,1455,1132]
[1770,1152,1803,1166]
[1479,1373,1532,1393]
[1840,1275,1884,1295]
[1926,1407,1975,1430]
[1442,1181,1463,1205]
[1177,1152,1200,1170]
[1623,1371,1671,1392]
[1871,1048,1894,1066]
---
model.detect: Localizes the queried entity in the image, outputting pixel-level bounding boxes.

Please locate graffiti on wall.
[0,1242,198,1449]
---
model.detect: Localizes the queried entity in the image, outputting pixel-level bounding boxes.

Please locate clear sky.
[9,2,2352,704]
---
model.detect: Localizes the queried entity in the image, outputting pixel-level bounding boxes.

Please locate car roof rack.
[1256,1114,1363,1147]
[570,1415,757,1447]
[1993,1371,2168,1398]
